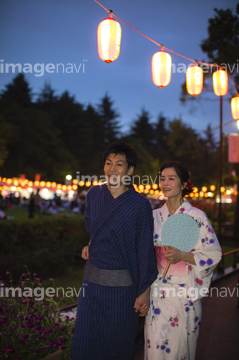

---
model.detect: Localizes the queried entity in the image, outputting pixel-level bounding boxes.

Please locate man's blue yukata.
[71,183,158,360]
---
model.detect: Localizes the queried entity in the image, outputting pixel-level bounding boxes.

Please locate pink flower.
[180,208,185,212]
[195,278,203,286]
[171,322,176,327]
[188,265,192,271]
[173,317,179,323]
[147,339,150,344]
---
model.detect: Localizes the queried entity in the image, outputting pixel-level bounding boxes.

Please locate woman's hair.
[160,161,193,197]
[102,141,137,169]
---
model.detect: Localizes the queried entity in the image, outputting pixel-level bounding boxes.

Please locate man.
[71,141,158,360]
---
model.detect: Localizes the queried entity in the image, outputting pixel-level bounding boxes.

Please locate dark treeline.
[0,74,235,187]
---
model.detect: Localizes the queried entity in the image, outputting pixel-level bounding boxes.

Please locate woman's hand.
[81,245,89,260]
[163,246,196,265]
[163,246,182,264]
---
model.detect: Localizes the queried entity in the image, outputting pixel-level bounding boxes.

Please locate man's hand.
[81,245,89,260]
[134,287,150,317]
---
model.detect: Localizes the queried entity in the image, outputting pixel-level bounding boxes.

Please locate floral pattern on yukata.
[145,200,221,360]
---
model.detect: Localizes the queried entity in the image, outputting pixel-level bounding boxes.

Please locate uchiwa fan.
[161,213,200,278]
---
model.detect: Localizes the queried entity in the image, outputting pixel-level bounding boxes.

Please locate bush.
[0,216,89,280]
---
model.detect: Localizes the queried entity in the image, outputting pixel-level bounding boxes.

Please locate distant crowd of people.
[0,190,87,220]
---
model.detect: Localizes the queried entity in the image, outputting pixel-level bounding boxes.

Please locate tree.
[36,82,59,117]
[0,74,32,107]
[0,115,13,168]
[166,119,208,186]
[0,104,77,181]
[152,113,170,165]
[97,94,121,145]
[180,3,239,102]
[121,135,160,186]
[130,108,155,154]
[201,3,239,90]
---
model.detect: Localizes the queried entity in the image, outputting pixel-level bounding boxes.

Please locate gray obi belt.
[84,262,132,287]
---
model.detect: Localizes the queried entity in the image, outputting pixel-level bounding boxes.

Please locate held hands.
[81,245,89,260]
[134,287,150,317]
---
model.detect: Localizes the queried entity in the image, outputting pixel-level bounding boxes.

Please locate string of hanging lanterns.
[94,0,239,121]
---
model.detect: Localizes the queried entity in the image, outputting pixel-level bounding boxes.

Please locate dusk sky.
[0,0,238,139]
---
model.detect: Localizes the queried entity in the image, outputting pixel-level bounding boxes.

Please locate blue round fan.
[161,213,200,277]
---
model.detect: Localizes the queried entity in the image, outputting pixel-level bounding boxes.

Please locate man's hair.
[102,141,137,169]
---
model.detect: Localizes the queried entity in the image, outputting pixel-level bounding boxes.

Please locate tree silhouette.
[130,108,155,154]
[0,74,32,107]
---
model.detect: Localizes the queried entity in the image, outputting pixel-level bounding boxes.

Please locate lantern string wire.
[229,75,238,96]
[94,0,221,68]
[94,0,238,97]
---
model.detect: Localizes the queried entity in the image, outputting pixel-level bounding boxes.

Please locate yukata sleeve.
[84,189,91,232]
[187,213,222,299]
[136,201,158,297]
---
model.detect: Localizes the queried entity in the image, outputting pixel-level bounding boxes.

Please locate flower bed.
[0,267,75,360]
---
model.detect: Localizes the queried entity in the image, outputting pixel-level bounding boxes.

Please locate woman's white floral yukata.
[145,200,222,360]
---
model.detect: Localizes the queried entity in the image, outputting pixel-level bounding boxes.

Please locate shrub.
[0,216,89,279]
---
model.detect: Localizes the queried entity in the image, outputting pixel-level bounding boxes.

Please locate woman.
[145,161,222,360]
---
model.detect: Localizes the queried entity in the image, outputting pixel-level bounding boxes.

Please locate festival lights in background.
[0,176,237,203]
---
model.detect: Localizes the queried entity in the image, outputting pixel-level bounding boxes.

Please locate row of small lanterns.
[97,15,239,120]
[1,177,237,199]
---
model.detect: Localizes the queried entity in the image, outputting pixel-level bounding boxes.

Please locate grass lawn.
[4,204,34,220]
[4,204,71,220]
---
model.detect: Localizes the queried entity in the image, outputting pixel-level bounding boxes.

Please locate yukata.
[145,200,222,360]
[71,183,158,360]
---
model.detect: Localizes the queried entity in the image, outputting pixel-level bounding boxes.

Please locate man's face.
[104,153,134,188]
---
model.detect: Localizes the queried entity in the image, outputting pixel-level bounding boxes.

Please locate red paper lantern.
[213,69,228,96]
[186,65,203,96]
[231,96,239,120]
[97,17,121,63]
[151,50,172,88]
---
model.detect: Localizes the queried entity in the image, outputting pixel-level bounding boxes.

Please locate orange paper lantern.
[151,50,172,88]
[97,17,121,63]
[231,96,239,120]
[213,69,228,96]
[186,65,203,96]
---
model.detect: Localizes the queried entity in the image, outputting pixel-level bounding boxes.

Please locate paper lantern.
[186,65,203,96]
[152,50,172,88]
[97,17,121,63]
[231,96,239,120]
[213,69,228,96]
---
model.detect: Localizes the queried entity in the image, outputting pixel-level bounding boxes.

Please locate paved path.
[134,270,239,360]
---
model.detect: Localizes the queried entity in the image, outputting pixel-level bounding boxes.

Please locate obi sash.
[155,246,186,276]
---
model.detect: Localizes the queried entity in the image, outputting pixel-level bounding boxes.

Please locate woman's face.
[160,167,185,200]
